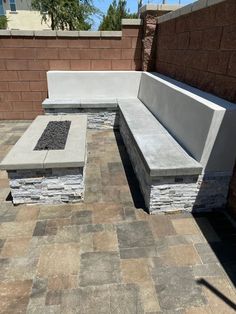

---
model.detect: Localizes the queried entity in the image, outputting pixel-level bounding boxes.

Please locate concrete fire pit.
[0,115,87,205]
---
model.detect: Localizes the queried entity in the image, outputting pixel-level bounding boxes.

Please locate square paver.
[37,243,80,276]
[152,266,206,310]
[121,259,151,284]
[93,231,118,252]
[117,221,155,249]
[79,252,121,286]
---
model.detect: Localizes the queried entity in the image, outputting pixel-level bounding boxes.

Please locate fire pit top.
[0,115,87,170]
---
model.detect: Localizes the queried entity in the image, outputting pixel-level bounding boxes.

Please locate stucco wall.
[6,11,50,30]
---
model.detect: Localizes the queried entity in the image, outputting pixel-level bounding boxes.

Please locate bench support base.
[120,114,231,213]
[44,108,119,130]
[8,167,84,205]
[150,173,231,214]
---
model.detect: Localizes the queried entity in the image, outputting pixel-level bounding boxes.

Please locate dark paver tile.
[45,290,62,305]
[110,284,144,313]
[30,277,48,299]
[71,210,92,225]
[33,221,47,237]
[120,246,158,259]
[0,239,5,250]
[108,162,124,173]
[80,252,121,287]
[0,206,18,223]
[0,258,10,280]
[152,266,206,311]
[117,221,155,249]
[80,223,104,233]
[61,286,110,314]
[123,207,136,221]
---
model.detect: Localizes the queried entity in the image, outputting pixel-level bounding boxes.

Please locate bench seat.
[118,99,202,178]
[42,98,118,109]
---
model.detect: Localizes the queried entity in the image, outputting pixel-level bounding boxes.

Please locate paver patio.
[0,121,236,313]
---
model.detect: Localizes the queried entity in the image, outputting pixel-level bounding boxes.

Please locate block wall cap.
[57,30,79,37]
[140,4,182,14]
[122,19,143,26]
[35,30,57,37]
[78,31,100,37]
[10,30,34,36]
[100,31,122,37]
[157,0,227,24]
[0,29,128,38]
[0,30,11,36]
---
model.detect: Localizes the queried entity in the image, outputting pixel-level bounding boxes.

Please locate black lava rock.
[34,121,71,151]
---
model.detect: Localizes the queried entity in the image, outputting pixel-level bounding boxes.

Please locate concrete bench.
[43,71,141,129]
[41,70,236,213]
[0,115,87,205]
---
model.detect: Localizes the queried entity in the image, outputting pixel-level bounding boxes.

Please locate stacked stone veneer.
[120,113,231,213]
[8,167,84,205]
[44,108,119,129]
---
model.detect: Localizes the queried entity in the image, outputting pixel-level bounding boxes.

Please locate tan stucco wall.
[6,10,50,30]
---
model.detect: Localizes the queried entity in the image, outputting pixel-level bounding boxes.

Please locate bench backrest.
[138,73,236,173]
[47,71,142,100]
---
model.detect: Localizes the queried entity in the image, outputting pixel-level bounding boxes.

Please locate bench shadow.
[113,130,147,211]
[193,210,236,287]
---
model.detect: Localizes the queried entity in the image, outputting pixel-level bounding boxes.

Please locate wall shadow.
[113,130,146,211]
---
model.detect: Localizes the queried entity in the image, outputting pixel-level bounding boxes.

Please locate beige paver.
[37,243,80,276]
[172,218,201,235]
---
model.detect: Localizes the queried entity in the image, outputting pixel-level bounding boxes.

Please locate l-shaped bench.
[42,71,236,213]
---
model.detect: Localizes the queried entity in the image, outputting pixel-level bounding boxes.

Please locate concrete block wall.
[0,25,142,120]
[155,0,236,103]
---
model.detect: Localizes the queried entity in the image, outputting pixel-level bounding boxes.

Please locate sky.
[93,0,196,29]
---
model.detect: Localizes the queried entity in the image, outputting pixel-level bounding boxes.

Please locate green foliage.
[99,0,138,31]
[0,16,7,29]
[31,0,99,30]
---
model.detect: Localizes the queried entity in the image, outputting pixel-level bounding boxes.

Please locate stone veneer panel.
[8,167,84,205]
[44,109,119,130]
[120,112,231,213]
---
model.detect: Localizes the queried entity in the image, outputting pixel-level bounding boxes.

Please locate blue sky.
[93,0,196,29]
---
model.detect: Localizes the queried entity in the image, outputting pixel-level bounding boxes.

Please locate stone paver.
[0,122,235,313]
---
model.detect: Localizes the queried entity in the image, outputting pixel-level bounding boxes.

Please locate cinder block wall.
[155,0,236,103]
[0,26,142,120]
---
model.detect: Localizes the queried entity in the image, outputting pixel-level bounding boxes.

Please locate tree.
[0,16,7,29]
[99,0,137,31]
[138,0,143,13]
[31,0,98,30]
